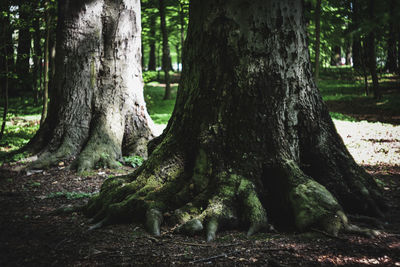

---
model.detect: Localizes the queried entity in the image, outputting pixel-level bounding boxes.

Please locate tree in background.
[85,0,384,240]
[15,1,33,96]
[27,0,155,172]
[158,0,172,99]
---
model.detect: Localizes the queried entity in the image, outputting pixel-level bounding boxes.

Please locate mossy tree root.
[84,147,380,241]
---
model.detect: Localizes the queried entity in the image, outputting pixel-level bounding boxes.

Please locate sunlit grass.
[145,81,177,124]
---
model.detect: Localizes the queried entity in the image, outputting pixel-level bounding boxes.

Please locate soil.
[0,161,399,266]
[1,116,400,266]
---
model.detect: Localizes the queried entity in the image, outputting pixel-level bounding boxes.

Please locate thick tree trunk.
[27,0,155,172]
[314,0,321,83]
[147,15,157,71]
[86,0,384,239]
[158,0,172,100]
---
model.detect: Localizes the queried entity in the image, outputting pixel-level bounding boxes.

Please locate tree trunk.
[15,2,32,96]
[351,0,362,70]
[158,0,171,100]
[366,0,381,100]
[314,0,321,83]
[33,13,42,104]
[147,15,157,71]
[386,0,397,73]
[27,0,155,172]
[41,3,50,126]
[330,46,341,66]
[0,5,10,140]
[86,0,385,240]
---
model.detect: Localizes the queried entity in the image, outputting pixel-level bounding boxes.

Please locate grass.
[144,81,178,124]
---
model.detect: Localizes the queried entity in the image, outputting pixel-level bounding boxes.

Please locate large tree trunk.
[158,0,172,100]
[314,0,321,83]
[27,0,155,172]
[86,0,385,240]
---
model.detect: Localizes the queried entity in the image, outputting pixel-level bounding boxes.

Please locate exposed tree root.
[82,144,382,241]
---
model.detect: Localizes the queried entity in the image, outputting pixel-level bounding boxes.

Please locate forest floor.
[0,121,400,266]
[1,71,400,266]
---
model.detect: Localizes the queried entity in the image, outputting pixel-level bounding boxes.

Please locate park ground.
[0,68,400,266]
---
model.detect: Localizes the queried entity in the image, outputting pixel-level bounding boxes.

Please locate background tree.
[85,0,384,240]
[27,0,155,172]
[158,0,172,99]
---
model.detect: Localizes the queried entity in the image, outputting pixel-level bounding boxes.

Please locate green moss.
[289,179,340,231]
[238,179,267,225]
[192,149,210,192]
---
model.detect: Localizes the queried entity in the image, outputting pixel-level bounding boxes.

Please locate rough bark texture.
[27,0,155,172]
[86,0,385,240]
[314,0,321,83]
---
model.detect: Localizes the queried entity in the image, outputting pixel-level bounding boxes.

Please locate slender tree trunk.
[366,0,381,100]
[0,10,10,140]
[41,4,50,126]
[33,15,42,104]
[330,46,341,66]
[87,0,384,240]
[179,2,185,72]
[314,0,321,83]
[158,0,172,100]
[27,0,155,172]
[387,0,397,73]
[147,15,157,71]
[15,2,32,95]
[351,0,362,70]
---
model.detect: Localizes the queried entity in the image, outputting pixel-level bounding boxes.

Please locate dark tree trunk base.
[84,136,382,241]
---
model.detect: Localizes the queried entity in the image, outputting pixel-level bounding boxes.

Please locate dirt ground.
[0,163,399,266]
[1,119,400,266]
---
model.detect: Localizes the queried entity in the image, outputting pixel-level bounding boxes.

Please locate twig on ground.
[191,250,239,263]
[311,228,347,241]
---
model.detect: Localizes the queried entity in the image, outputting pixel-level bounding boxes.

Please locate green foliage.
[329,112,356,122]
[46,191,94,200]
[122,155,144,168]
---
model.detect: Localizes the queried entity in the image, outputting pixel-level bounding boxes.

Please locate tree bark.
[158,0,172,100]
[351,0,362,70]
[27,0,155,172]
[0,4,10,140]
[147,14,157,71]
[15,1,32,95]
[314,0,321,83]
[33,13,42,104]
[386,0,397,73]
[86,0,385,239]
[366,0,381,100]
[330,46,341,66]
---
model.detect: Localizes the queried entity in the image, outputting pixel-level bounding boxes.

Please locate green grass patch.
[145,82,177,124]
